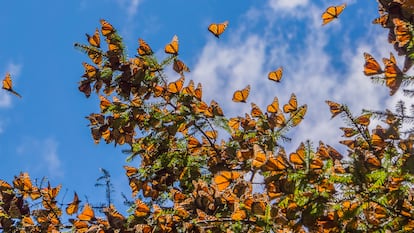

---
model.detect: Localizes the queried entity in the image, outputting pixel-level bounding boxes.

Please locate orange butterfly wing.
[167,77,185,94]
[283,93,297,113]
[164,35,179,55]
[267,97,280,113]
[100,19,115,36]
[86,28,100,48]
[78,203,95,221]
[382,55,402,96]
[393,18,412,48]
[138,38,153,56]
[322,4,346,25]
[232,85,250,103]
[363,52,383,76]
[208,21,229,38]
[289,143,306,169]
[268,67,283,82]
[213,171,241,191]
[66,192,80,215]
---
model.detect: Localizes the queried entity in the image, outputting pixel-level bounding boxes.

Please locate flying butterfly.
[283,93,297,114]
[208,21,229,38]
[321,4,346,25]
[137,38,153,56]
[268,67,283,82]
[2,73,22,98]
[164,35,179,55]
[363,52,383,76]
[251,103,263,117]
[232,85,250,103]
[86,28,100,48]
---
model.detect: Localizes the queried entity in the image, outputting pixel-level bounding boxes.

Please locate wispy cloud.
[115,0,143,19]
[190,1,394,153]
[17,137,63,178]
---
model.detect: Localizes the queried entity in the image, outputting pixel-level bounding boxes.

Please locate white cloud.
[116,0,142,18]
[268,0,309,11]
[190,2,395,154]
[17,138,63,178]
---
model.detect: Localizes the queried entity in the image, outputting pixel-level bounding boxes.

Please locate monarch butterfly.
[321,4,346,25]
[167,76,184,94]
[383,55,402,96]
[208,21,229,38]
[134,199,150,217]
[393,18,412,48]
[82,62,97,79]
[291,104,307,126]
[87,49,103,65]
[325,100,342,118]
[21,216,35,227]
[123,165,139,178]
[267,97,279,113]
[283,93,297,113]
[2,73,22,98]
[66,192,80,215]
[289,143,305,169]
[354,113,371,126]
[173,59,190,75]
[137,38,153,56]
[231,208,247,221]
[100,19,115,37]
[213,171,242,191]
[251,103,263,117]
[99,95,112,112]
[372,14,389,28]
[268,112,286,128]
[77,203,95,221]
[268,67,283,82]
[194,82,202,100]
[365,153,381,168]
[209,100,224,116]
[86,28,100,48]
[363,52,383,76]
[228,117,241,131]
[252,144,267,169]
[263,147,289,172]
[182,80,195,96]
[232,85,250,103]
[164,35,179,55]
[205,130,218,140]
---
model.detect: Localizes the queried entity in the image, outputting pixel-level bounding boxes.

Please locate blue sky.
[0,0,403,213]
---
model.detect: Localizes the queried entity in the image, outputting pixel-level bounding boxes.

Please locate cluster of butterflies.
[2,73,21,98]
[372,0,414,72]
